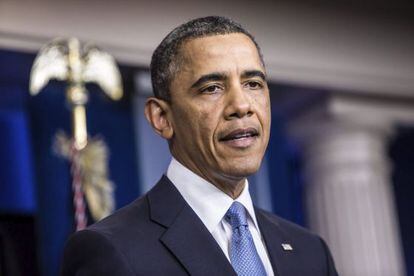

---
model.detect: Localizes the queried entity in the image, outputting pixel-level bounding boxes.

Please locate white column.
[288,94,413,276]
[302,123,404,276]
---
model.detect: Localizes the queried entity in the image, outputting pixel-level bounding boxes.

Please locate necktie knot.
[225,202,248,229]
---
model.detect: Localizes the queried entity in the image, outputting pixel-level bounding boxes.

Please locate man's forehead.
[178,33,264,74]
[183,33,258,56]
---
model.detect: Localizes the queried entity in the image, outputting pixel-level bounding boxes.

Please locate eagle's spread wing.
[30,40,68,95]
[83,47,123,100]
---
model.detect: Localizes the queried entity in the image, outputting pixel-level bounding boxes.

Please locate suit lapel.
[256,209,297,276]
[148,176,236,276]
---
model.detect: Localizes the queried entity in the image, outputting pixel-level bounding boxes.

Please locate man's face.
[168,33,271,188]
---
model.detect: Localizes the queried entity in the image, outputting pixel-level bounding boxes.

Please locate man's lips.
[220,127,259,141]
[219,128,259,148]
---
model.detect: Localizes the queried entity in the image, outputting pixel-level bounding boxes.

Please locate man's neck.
[170,156,246,199]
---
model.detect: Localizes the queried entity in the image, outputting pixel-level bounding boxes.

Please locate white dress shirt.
[167,158,274,276]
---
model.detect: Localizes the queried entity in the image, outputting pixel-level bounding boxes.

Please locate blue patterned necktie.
[225,202,267,276]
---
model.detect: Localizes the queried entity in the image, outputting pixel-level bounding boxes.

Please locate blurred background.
[0,0,413,275]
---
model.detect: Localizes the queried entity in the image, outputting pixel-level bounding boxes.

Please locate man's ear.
[144,97,174,139]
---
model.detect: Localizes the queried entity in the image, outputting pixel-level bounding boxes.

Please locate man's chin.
[220,158,263,178]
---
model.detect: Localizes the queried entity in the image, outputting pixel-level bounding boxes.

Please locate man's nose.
[224,84,253,119]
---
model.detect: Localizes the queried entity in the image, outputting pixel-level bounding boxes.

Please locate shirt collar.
[166,157,259,233]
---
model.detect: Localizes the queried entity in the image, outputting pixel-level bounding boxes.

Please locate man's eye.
[245,81,263,89]
[200,85,222,94]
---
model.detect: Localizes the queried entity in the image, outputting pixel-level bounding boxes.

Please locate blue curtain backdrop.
[0,48,305,275]
[0,50,36,214]
[390,126,414,276]
[266,113,304,226]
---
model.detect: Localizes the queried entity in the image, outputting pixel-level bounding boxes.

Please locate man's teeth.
[232,133,253,139]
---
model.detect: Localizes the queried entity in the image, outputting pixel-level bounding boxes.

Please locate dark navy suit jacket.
[61,175,338,275]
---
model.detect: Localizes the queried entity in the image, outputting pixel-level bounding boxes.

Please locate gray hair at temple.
[150,16,265,102]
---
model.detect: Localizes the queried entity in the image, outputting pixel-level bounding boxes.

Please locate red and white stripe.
[70,145,87,231]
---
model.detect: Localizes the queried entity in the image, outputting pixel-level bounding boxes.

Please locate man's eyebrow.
[191,72,227,88]
[241,70,266,81]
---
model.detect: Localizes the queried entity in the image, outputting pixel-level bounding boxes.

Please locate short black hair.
[150,16,264,101]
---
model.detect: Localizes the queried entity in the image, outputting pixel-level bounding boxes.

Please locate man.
[62,16,338,275]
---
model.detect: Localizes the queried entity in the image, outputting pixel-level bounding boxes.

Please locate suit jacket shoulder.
[61,194,173,276]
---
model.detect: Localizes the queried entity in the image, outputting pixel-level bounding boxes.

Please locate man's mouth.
[219,128,259,148]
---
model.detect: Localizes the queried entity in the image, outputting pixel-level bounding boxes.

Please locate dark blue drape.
[266,111,304,226]
[390,126,414,276]
[0,51,36,214]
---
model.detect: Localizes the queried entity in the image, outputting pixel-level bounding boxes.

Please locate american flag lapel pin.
[281,243,293,251]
